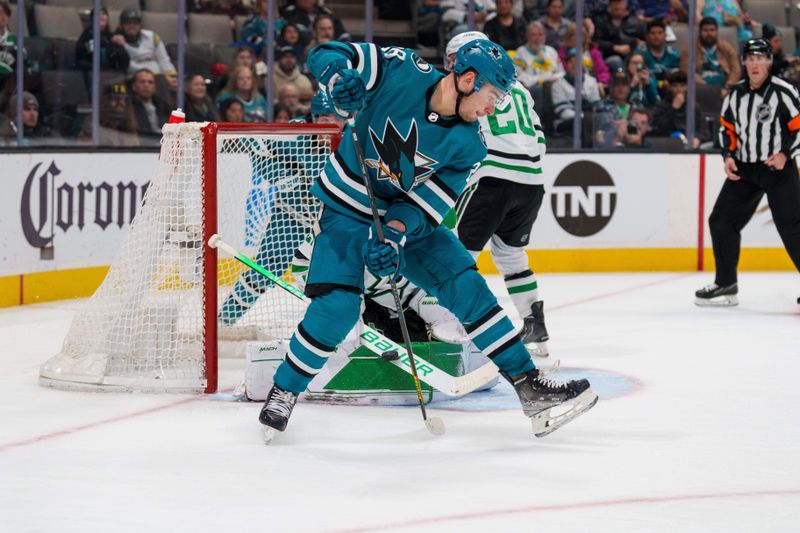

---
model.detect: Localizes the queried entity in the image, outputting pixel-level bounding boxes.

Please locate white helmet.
[444,31,489,71]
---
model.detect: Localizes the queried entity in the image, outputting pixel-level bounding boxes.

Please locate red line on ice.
[0,395,202,453]
[547,273,693,312]
[337,489,800,532]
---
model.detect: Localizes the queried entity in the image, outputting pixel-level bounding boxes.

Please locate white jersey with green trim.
[472,81,546,186]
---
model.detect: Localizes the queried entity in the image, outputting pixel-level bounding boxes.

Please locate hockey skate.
[695,283,738,307]
[520,301,549,357]
[502,368,598,437]
[259,384,298,444]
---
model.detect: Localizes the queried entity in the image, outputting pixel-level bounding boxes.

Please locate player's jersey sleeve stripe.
[405,190,444,225]
[333,151,367,192]
[424,177,459,207]
[366,43,379,90]
[487,148,541,163]
[428,175,459,203]
[318,169,374,218]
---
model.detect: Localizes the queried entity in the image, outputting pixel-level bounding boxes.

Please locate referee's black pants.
[708,160,800,286]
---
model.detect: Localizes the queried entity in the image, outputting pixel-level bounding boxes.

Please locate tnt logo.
[551,160,617,237]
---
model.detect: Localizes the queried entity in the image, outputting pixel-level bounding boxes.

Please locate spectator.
[559,19,610,93]
[79,83,140,147]
[681,17,740,96]
[594,0,646,70]
[273,103,292,122]
[184,74,220,122]
[0,91,51,145]
[696,0,752,41]
[651,70,705,146]
[442,0,495,37]
[216,65,268,122]
[585,0,642,19]
[277,83,308,117]
[637,0,689,23]
[515,21,564,90]
[129,69,171,142]
[538,0,571,50]
[240,0,275,51]
[637,19,680,97]
[215,45,267,94]
[603,68,632,117]
[485,0,526,51]
[552,47,601,132]
[278,22,306,61]
[303,15,337,57]
[619,106,651,147]
[592,68,631,147]
[626,51,660,107]
[76,7,130,74]
[0,0,24,102]
[193,0,257,16]
[272,46,314,105]
[282,0,350,42]
[417,0,445,47]
[762,24,799,81]
[115,9,178,93]
[219,98,245,122]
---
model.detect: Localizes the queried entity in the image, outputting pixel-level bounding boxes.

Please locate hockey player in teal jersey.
[218,90,344,327]
[259,39,598,438]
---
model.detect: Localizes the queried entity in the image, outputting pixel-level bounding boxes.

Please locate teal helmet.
[452,39,515,95]
[310,89,335,117]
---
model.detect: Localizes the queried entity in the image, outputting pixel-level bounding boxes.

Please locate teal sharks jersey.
[306,42,487,239]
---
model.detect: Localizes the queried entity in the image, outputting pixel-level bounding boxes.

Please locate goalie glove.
[362,224,406,278]
[328,69,366,115]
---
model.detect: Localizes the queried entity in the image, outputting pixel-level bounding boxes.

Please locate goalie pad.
[243,328,497,405]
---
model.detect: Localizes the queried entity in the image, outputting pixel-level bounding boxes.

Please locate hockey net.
[40,122,341,393]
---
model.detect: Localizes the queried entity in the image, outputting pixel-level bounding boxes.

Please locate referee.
[696,39,800,306]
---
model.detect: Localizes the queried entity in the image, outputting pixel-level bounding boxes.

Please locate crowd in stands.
[421,0,800,148]
[1,0,800,149]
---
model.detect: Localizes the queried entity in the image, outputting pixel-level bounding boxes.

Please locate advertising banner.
[0,153,158,276]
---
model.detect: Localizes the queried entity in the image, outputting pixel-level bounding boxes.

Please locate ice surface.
[1,273,799,532]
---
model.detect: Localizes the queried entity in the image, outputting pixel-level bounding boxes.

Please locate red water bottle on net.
[168,108,185,124]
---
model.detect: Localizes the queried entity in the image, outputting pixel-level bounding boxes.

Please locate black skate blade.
[532,389,598,438]
[380,349,400,361]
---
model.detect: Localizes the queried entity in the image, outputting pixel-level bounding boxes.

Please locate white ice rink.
[1,272,799,533]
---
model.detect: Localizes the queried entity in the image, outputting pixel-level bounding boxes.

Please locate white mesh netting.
[40,122,334,392]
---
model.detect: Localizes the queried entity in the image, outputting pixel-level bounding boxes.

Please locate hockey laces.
[535,364,567,390]
[266,388,296,418]
[702,283,720,292]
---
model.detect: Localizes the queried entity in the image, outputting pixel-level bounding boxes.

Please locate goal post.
[40,121,342,394]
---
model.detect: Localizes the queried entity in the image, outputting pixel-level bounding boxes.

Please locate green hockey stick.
[208,234,499,397]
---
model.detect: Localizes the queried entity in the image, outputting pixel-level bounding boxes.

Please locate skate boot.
[502,369,598,437]
[259,384,298,443]
[520,300,549,357]
[694,282,738,307]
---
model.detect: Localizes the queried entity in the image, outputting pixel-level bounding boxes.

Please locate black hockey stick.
[346,116,446,436]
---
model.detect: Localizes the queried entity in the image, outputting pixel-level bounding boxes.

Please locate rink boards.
[0,150,794,307]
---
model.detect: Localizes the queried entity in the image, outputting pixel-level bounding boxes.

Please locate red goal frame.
[200,122,342,393]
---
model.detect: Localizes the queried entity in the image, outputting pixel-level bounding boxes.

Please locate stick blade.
[426,417,446,436]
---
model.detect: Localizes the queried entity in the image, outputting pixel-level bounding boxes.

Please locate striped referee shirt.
[719,76,800,163]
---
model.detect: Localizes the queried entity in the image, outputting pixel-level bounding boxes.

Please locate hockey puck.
[380,349,400,361]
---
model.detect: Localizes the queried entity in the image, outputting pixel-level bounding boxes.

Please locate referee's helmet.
[742,38,773,60]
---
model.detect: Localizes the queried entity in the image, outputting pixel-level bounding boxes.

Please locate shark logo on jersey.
[366,118,437,192]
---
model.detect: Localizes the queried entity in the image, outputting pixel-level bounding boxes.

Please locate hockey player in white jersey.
[448,31,551,357]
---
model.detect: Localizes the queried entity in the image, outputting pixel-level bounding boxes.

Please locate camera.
[636,63,644,72]
[627,121,640,135]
